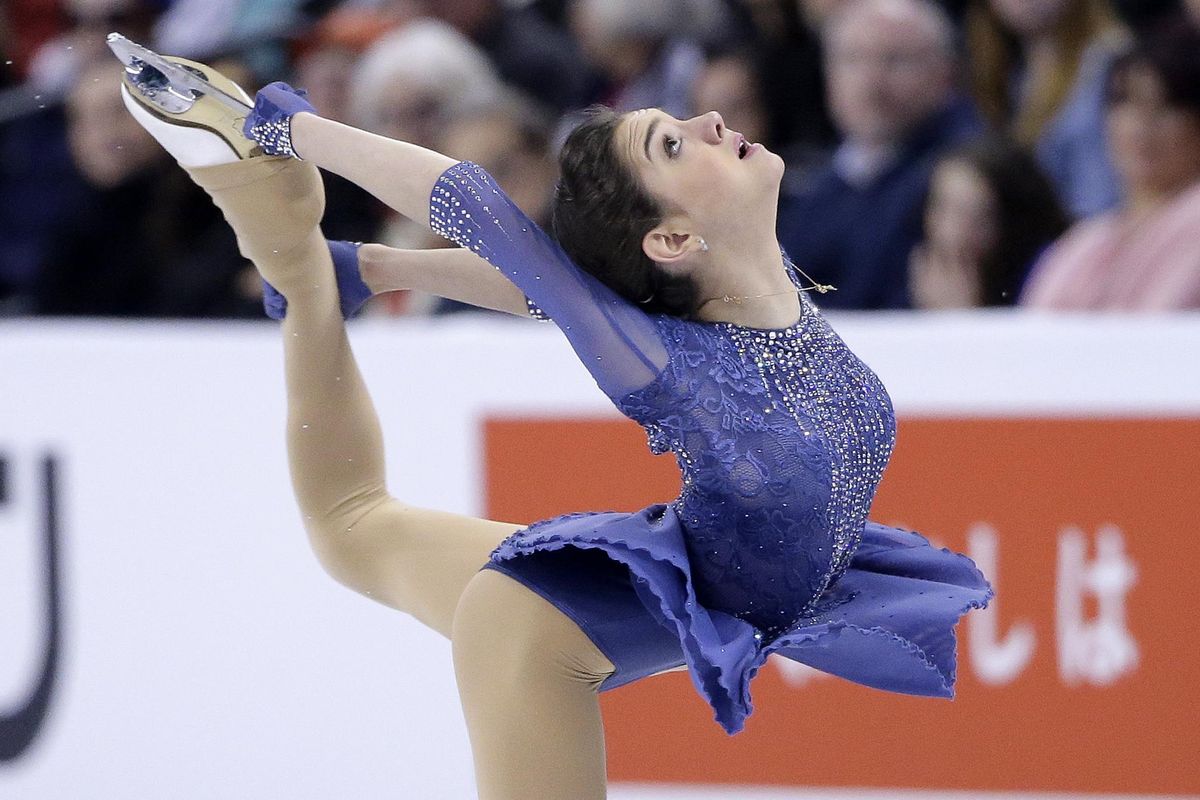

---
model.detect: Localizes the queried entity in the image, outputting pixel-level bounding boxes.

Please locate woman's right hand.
[243,81,318,159]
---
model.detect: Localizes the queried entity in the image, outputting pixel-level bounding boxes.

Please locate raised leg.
[184,156,521,636]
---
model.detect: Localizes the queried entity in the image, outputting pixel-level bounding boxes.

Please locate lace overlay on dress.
[620,287,896,637]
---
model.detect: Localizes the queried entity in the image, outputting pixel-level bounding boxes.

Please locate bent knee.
[302,495,409,599]
[451,570,615,689]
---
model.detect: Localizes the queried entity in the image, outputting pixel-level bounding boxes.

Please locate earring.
[698,238,709,252]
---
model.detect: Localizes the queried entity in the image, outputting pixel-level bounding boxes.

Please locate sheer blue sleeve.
[429,161,668,400]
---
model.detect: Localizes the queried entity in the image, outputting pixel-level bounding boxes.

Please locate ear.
[642,221,702,271]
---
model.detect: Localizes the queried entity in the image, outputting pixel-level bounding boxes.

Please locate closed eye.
[663,135,681,158]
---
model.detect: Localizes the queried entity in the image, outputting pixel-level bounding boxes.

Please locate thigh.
[313,498,522,638]
[451,569,615,800]
[452,568,617,684]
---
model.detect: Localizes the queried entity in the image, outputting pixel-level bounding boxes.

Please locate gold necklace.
[701,263,836,307]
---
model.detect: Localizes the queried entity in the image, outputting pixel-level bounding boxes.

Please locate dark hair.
[551,106,700,317]
[1107,15,1200,115]
[932,136,1071,306]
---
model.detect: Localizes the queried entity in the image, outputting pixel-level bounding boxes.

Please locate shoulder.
[1022,213,1119,298]
[1045,213,1121,262]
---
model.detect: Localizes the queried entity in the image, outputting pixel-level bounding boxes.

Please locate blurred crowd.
[1,0,1198,318]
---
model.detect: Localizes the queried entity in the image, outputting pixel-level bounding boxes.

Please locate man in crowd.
[777,0,981,309]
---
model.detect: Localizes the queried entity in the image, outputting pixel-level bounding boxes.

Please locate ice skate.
[107,32,260,163]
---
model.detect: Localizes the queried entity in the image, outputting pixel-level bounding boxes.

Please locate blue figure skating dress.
[430,162,994,735]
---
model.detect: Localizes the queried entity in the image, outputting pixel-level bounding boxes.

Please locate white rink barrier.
[1,311,1198,799]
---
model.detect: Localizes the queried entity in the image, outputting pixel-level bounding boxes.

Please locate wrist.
[288,111,319,160]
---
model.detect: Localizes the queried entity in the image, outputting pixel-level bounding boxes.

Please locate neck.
[1127,173,1200,216]
[692,234,801,329]
[1127,188,1168,217]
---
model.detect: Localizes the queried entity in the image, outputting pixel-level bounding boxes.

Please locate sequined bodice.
[429,161,897,637]
[618,295,896,635]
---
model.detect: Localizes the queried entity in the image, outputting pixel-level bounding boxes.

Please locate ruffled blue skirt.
[483,504,994,735]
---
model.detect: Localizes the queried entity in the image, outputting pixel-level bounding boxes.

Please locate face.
[825,3,953,145]
[988,0,1073,38]
[68,63,161,188]
[925,159,1000,262]
[1108,65,1200,197]
[371,78,445,149]
[617,108,785,243]
[295,46,358,124]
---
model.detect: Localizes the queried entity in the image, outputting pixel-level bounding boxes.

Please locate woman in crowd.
[1021,17,1200,310]
[965,0,1129,217]
[910,135,1069,308]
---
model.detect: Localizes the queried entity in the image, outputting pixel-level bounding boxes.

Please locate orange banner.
[484,416,1200,796]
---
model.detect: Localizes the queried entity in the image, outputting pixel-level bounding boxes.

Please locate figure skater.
[117,51,993,800]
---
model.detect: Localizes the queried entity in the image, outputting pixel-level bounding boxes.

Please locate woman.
[118,50,992,798]
[965,0,1129,218]
[1021,17,1200,310]
[910,135,1070,308]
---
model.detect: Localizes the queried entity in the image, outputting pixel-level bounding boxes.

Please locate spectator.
[3,0,69,80]
[910,136,1069,308]
[965,0,1130,218]
[424,0,594,114]
[567,0,726,117]
[33,59,259,317]
[349,18,502,151]
[26,0,157,95]
[347,17,503,261]
[1020,17,1200,310]
[722,1,840,181]
[777,0,982,310]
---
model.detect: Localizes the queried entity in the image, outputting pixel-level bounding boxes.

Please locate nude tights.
[185,156,616,799]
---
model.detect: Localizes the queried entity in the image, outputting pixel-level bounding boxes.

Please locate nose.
[694,110,724,144]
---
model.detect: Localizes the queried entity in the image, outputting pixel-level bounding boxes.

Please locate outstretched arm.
[278,107,667,401]
[291,114,454,230]
[358,243,538,318]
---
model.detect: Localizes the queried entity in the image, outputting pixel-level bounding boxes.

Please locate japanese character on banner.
[967,523,1036,685]
[1056,524,1139,686]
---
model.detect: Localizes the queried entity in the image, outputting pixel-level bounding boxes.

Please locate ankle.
[185,158,326,260]
[248,228,332,295]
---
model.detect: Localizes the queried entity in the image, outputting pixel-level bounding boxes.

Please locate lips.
[735,133,759,159]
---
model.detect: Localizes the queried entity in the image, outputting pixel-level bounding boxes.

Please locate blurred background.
[1,1,1199,798]
[2,0,1200,316]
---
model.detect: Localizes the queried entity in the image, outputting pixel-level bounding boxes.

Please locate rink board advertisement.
[486,416,1199,795]
[1,313,1198,799]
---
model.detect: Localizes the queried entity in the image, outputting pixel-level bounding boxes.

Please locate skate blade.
[105,33,252,115]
